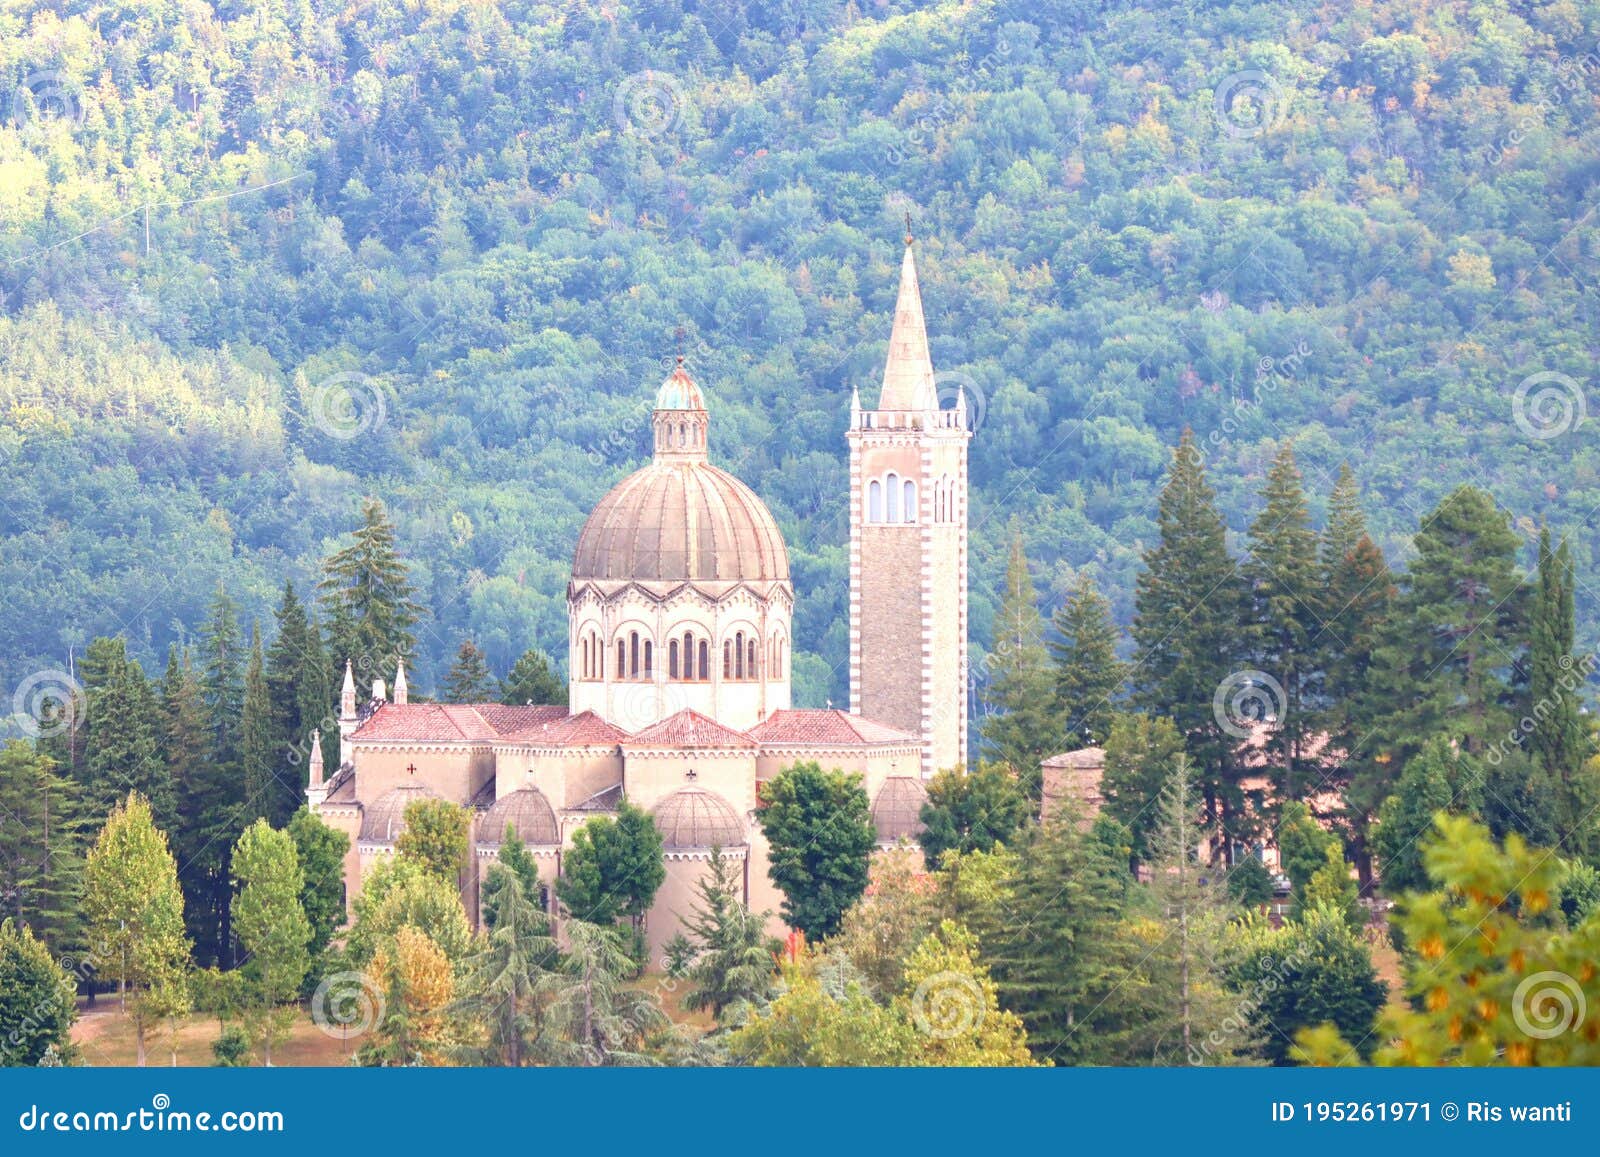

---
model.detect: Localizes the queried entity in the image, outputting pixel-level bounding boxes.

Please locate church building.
[307,236,971,959]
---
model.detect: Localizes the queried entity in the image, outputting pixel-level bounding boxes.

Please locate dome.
[360,783,443,843]
[477,787,560,848]
[656,362,705,411]
[572,461,790,582]
[871,777,929,845]
[651,787,745,850]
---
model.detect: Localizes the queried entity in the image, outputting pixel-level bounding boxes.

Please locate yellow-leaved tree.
[1297,815,1600,1066]
[897,920,1038,1066]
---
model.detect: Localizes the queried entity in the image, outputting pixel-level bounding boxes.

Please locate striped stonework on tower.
[847,232,971,778]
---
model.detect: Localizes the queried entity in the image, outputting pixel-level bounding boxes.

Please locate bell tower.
[847,231,970,777]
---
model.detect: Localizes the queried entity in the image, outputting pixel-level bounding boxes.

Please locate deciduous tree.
[756,762,875,939]
[82,792,191,1066]
[230,820,312,1064]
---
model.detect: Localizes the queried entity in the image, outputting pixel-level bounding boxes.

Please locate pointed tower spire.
[306,728,327,807]
[340,659,356,719]
[850,384,861,425]
[393,658,408,705]
[878,230,936,411]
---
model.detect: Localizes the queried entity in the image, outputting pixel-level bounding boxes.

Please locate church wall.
[317,804,364,910]
[743,825,786,939]
[353,745,490,807]
[622,748,758,815]
[754,744,922,799]
[493,747,623,811]
[648,851,748,963]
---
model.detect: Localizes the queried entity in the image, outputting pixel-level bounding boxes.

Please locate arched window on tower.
[583,636,591,679]
[615,639,626,679]
[669,639,679,680]
[748,638,758,679]
[885,473,900,522]
[868,479,882,523]
[723,640,732,680]
[643,640,653,678]
[630,632,640,679]
[903,479,917,523]
[698,640,709,681]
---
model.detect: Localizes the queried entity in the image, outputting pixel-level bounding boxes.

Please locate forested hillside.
[3,0,1598,706]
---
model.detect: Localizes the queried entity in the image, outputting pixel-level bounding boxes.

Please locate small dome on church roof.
[651,787,745,850]
[360,783,444,843]
[477,787,560,848]
[871,776,929,845]
[656,361,705,411]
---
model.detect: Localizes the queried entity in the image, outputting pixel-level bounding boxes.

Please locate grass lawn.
[71,1000,357,1068]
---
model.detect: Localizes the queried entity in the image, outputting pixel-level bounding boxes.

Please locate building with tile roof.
[310,239,967,959]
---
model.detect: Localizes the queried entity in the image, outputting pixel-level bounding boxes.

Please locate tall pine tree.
[1243,442,1322,799]
[79,638,170,829]
[1131,431,1250,861]
[444,640,498,703]
[199,586,245,771]
[1316,466,1393,883]
[980,530,1059,795]
[161,646,237,968]
[320,497,422,674]
[1049,574,1124,747]
[1363,487,1525,776]
[0,741,85,952]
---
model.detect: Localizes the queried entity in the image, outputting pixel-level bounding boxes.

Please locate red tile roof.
[350,702,619,747]
[626,708,756,749]
[351,703,503,742]
[499,709,629,748]
[475,704,568,734]
[748,709,919,747]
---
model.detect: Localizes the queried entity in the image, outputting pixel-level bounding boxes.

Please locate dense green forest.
[2,0,1598,709]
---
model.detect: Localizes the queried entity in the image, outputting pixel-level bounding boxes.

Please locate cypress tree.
[319,497,422,673]
[1049,573,1124,747]
[1530,528,1599,861]
[240,624,275,825]
[267,581,330,825]
[979,531,1059,796]
[1131,430,1250,860]
[1244,442,1322,799]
